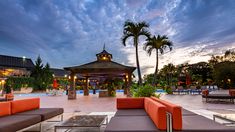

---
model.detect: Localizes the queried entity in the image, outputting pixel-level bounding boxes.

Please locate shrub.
[130,84,157,97]
[165,87,173,94]
[6,77,34,91]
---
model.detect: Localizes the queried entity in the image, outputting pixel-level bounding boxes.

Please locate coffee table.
[54,115,108,132]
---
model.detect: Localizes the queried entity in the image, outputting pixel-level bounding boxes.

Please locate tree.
[159,63,177,86]
[213,61,235,89]
[188,62,213,84]
[31,56,53,91]
[144,35,173,82]
[42,63,53,89]
[122,20,150,85]
[31,56,44,90]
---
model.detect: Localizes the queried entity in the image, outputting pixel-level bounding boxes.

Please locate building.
[0,54,68,79]
[64,47,136,98]
[0,55,34,78]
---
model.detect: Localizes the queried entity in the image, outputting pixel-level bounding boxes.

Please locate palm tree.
[122,20,150,84]
[144,35,173,81]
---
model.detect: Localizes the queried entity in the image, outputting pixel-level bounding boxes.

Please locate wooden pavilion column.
[127,72,132,96]
[124,75,128,94]
[84,77,89,96]
[68,72,76,100]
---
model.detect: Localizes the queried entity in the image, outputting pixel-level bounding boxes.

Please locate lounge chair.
[189,86,202,94]
[173,86,188,94]
[202,89,235,103]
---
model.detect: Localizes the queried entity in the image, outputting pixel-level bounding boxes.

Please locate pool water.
[15,89,165,96]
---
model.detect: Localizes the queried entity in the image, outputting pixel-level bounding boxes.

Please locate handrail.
[166,112,173,132]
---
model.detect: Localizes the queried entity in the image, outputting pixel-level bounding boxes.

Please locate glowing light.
[102,56,107,60]
[64,74,67,78]
[74,76,77,79]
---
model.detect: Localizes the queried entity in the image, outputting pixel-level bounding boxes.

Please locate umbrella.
[53,79,58,89]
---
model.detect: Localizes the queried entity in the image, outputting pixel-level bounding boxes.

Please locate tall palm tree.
[122,20,150,84]
[144,35,173,80]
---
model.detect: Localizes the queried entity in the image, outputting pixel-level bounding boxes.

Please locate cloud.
[0,0,235,76]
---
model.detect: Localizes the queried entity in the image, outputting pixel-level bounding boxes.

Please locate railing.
[166,112,173,132]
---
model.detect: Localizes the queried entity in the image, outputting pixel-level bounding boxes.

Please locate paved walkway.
[15,92,235,132]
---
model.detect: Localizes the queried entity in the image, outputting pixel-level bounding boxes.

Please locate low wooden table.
[54,115,108,132]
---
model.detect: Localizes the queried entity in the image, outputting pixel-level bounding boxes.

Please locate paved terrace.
[15,91,235,131]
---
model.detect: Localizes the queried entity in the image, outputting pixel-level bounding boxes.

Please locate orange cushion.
[144,97,151,113]
[229,90,235,96]
[0,102,11,117]
[11,98,40,114]
[151,97,182,130]
[5,93,14,101]
[145,97,167,130]
[202,89,209,96]
[116,98,144,109]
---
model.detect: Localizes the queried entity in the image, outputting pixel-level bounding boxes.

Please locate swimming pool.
[15,89,165,96]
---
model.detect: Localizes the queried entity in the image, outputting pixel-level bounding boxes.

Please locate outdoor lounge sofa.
[105,97,167,132]
[0,93,14,102]
[0,98,63,132]
[202,89,235,103]
[105,97,235,132]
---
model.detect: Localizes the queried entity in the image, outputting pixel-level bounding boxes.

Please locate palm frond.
[122,33,133,46]
[146,47,154,56]
[139,29,151,39]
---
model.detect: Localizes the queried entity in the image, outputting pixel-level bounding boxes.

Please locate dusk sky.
[1,0,235,75]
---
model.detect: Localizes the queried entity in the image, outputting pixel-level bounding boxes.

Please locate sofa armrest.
[151,97,182,130]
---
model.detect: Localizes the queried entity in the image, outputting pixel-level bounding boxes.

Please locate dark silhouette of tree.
[122,20,150,85]
[31,56,53,91]
[144,35,173,83]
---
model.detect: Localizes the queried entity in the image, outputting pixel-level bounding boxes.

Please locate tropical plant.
[130,84,157,97]
[4,84,11,94]
[144,35,173,83]
[5,77,34,91]
[159,63,176,86]
[122,20,151,84]
[143,74,155,84]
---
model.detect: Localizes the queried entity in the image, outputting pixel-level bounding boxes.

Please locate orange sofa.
[0,98,63,132]
[105,97,167,132]
[0,93,14,102]
[106,97,235,132]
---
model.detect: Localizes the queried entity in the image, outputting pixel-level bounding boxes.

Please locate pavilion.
[64,47,136,99]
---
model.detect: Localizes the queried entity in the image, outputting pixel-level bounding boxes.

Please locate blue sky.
[0,0,235,75]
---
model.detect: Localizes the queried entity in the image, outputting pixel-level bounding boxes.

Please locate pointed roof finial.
[103,43,106,50]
